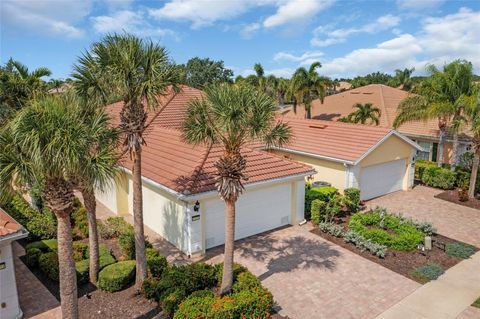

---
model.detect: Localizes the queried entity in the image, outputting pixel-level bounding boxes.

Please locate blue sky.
[1,0,479,80]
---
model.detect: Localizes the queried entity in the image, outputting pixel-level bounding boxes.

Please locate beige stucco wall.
[271,150,347,191]
[360,135,412,167]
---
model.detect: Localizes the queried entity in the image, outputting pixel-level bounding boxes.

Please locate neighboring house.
[97,86,315,256]
[280,84,472,164]
[0,208,28,319]
[267,118,422,200]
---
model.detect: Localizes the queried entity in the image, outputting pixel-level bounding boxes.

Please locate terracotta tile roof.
[107,86,314,195]
[0,208,24,238]
[275,117,395,163]
[280,84,471,141]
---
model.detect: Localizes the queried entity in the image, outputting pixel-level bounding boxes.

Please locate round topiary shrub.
[98,260,136,292]
[38,251,59,281]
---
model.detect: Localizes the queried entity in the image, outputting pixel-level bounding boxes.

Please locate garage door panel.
[360,159,406,200]
[205,183,292,249]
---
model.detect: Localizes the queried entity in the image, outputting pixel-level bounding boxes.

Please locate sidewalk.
[375,251,480,319]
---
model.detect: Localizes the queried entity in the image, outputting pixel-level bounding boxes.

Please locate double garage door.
[359,159,407,200]
[204,183,292,249]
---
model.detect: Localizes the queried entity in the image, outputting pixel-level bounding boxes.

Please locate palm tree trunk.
[220,198,236,295]
[81,187,100,284]
[133,146,147,288]
[57,213,78,319]
[437,126,446,167]
[451,132,459,171]
[468,149,479,198]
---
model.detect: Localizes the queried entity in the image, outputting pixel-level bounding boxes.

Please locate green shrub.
[75,259,90,284]
[98,260,136,292]
[310,199,326,225]
[231,285,273,318]
[38,252,59,281]
[118,229,135,260]
[142,277,163,300]
[26,239,58,252]
[411,263,444,283]
[98,217,132,239]
[173,292,216,319]
[343,230,387,258]
[146,248,168,278]
[76,246,117,284]
[415,160,437,180]
[446,242,476,259]
[72,207,89,238]
[5,195,56,241]
[25,247,42,268]
[73,242,88,262]
[422,166,456,189]
[215,262,247,285]
[231,270,262,293]
[344,188,361,212]
[348,210,423,251]
[161,288,187,318]
[305,186,338,219]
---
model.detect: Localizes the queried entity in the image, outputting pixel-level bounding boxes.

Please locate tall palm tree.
[182,84,291,294]
[72,102,119,283]
[72,33,178,287]
[347,103,381,125]
[0,94,108,319]
[394,67,415,91]
[462,90,480,198]
[394,60,475,168]
[289,62,326,119]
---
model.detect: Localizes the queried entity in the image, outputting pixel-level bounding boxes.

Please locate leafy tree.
[0,59,51,124]
[288,62,327,119]
[394,67,415,91]
[72,33,178,288]
[351,72,394,88]
[0,94,110,318]
[180,57,233,89]
[394,60,476,169]
[346,103,381,125]
[182,84,291,294]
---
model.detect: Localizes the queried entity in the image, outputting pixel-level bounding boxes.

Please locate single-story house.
[267,118,422,200]
[280,84,472,164]
[97,86,315,256]
[0,208,28,319]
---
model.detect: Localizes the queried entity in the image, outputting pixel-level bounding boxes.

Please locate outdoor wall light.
[193,200,200,212]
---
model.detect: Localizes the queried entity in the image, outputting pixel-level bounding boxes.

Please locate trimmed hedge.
[415,160,437,180]
[146,248,168,278]
[25,247,42,268]
[310,199,326,225]
[26,239,58,252]
[98,260,136,292]
[421,166,456,189]
[76,245,116,284]
[39,252,59,281]
[305,186,338,219]
[349,210,423,251]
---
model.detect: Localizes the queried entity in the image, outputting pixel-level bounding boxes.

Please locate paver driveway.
[367,186,480,247]
[206,225,419,319]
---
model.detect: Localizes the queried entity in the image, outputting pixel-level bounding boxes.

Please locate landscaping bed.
[435,189,480,210]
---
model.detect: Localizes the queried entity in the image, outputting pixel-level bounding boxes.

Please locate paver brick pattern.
[205,225,420,319]
[367,186,480,248]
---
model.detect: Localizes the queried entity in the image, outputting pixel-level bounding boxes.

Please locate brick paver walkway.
[205,224,420,319]
[367,186,480,247]
[13,242,61,319]
[456,306,480,319]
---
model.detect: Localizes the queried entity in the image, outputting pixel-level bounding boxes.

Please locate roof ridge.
[378,85,391,127]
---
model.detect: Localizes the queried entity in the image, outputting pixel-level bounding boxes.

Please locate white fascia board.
[267,146,355,165]
[119,167,315,203]
[353,130,423,166]
[0,229,28,245]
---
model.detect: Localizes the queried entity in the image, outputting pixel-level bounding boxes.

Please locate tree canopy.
[178,57,233,89]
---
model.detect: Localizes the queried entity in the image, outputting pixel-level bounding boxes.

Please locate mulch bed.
[310,213,477,284]
[435,189,480,210]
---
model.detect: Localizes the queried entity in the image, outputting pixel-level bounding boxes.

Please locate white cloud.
[263,0,336,28]
[274,51,324,63]
[397,0,445,10]
[314,8,480,78]
[240,23,261,38]
[1,0,91,38]
[91,10,177,40]
[311,14,401,47]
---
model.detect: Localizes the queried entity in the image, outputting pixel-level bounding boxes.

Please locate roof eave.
[264,146,355,165]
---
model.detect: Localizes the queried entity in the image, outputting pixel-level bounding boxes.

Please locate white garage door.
[204,183,292,249]
[359,159,406,200]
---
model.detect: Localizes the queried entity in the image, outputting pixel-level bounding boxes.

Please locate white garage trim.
[359,159,407,200]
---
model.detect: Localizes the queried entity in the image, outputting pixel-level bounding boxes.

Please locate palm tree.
[347,103,381,125]
[182,84,291,294]
[394,67,415,91]
[289,62,327,119]
[462,90,480,198]
[72,33,178,287]
[0,94,108,319]
[49,79,64,93]
[394,60,475,168]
